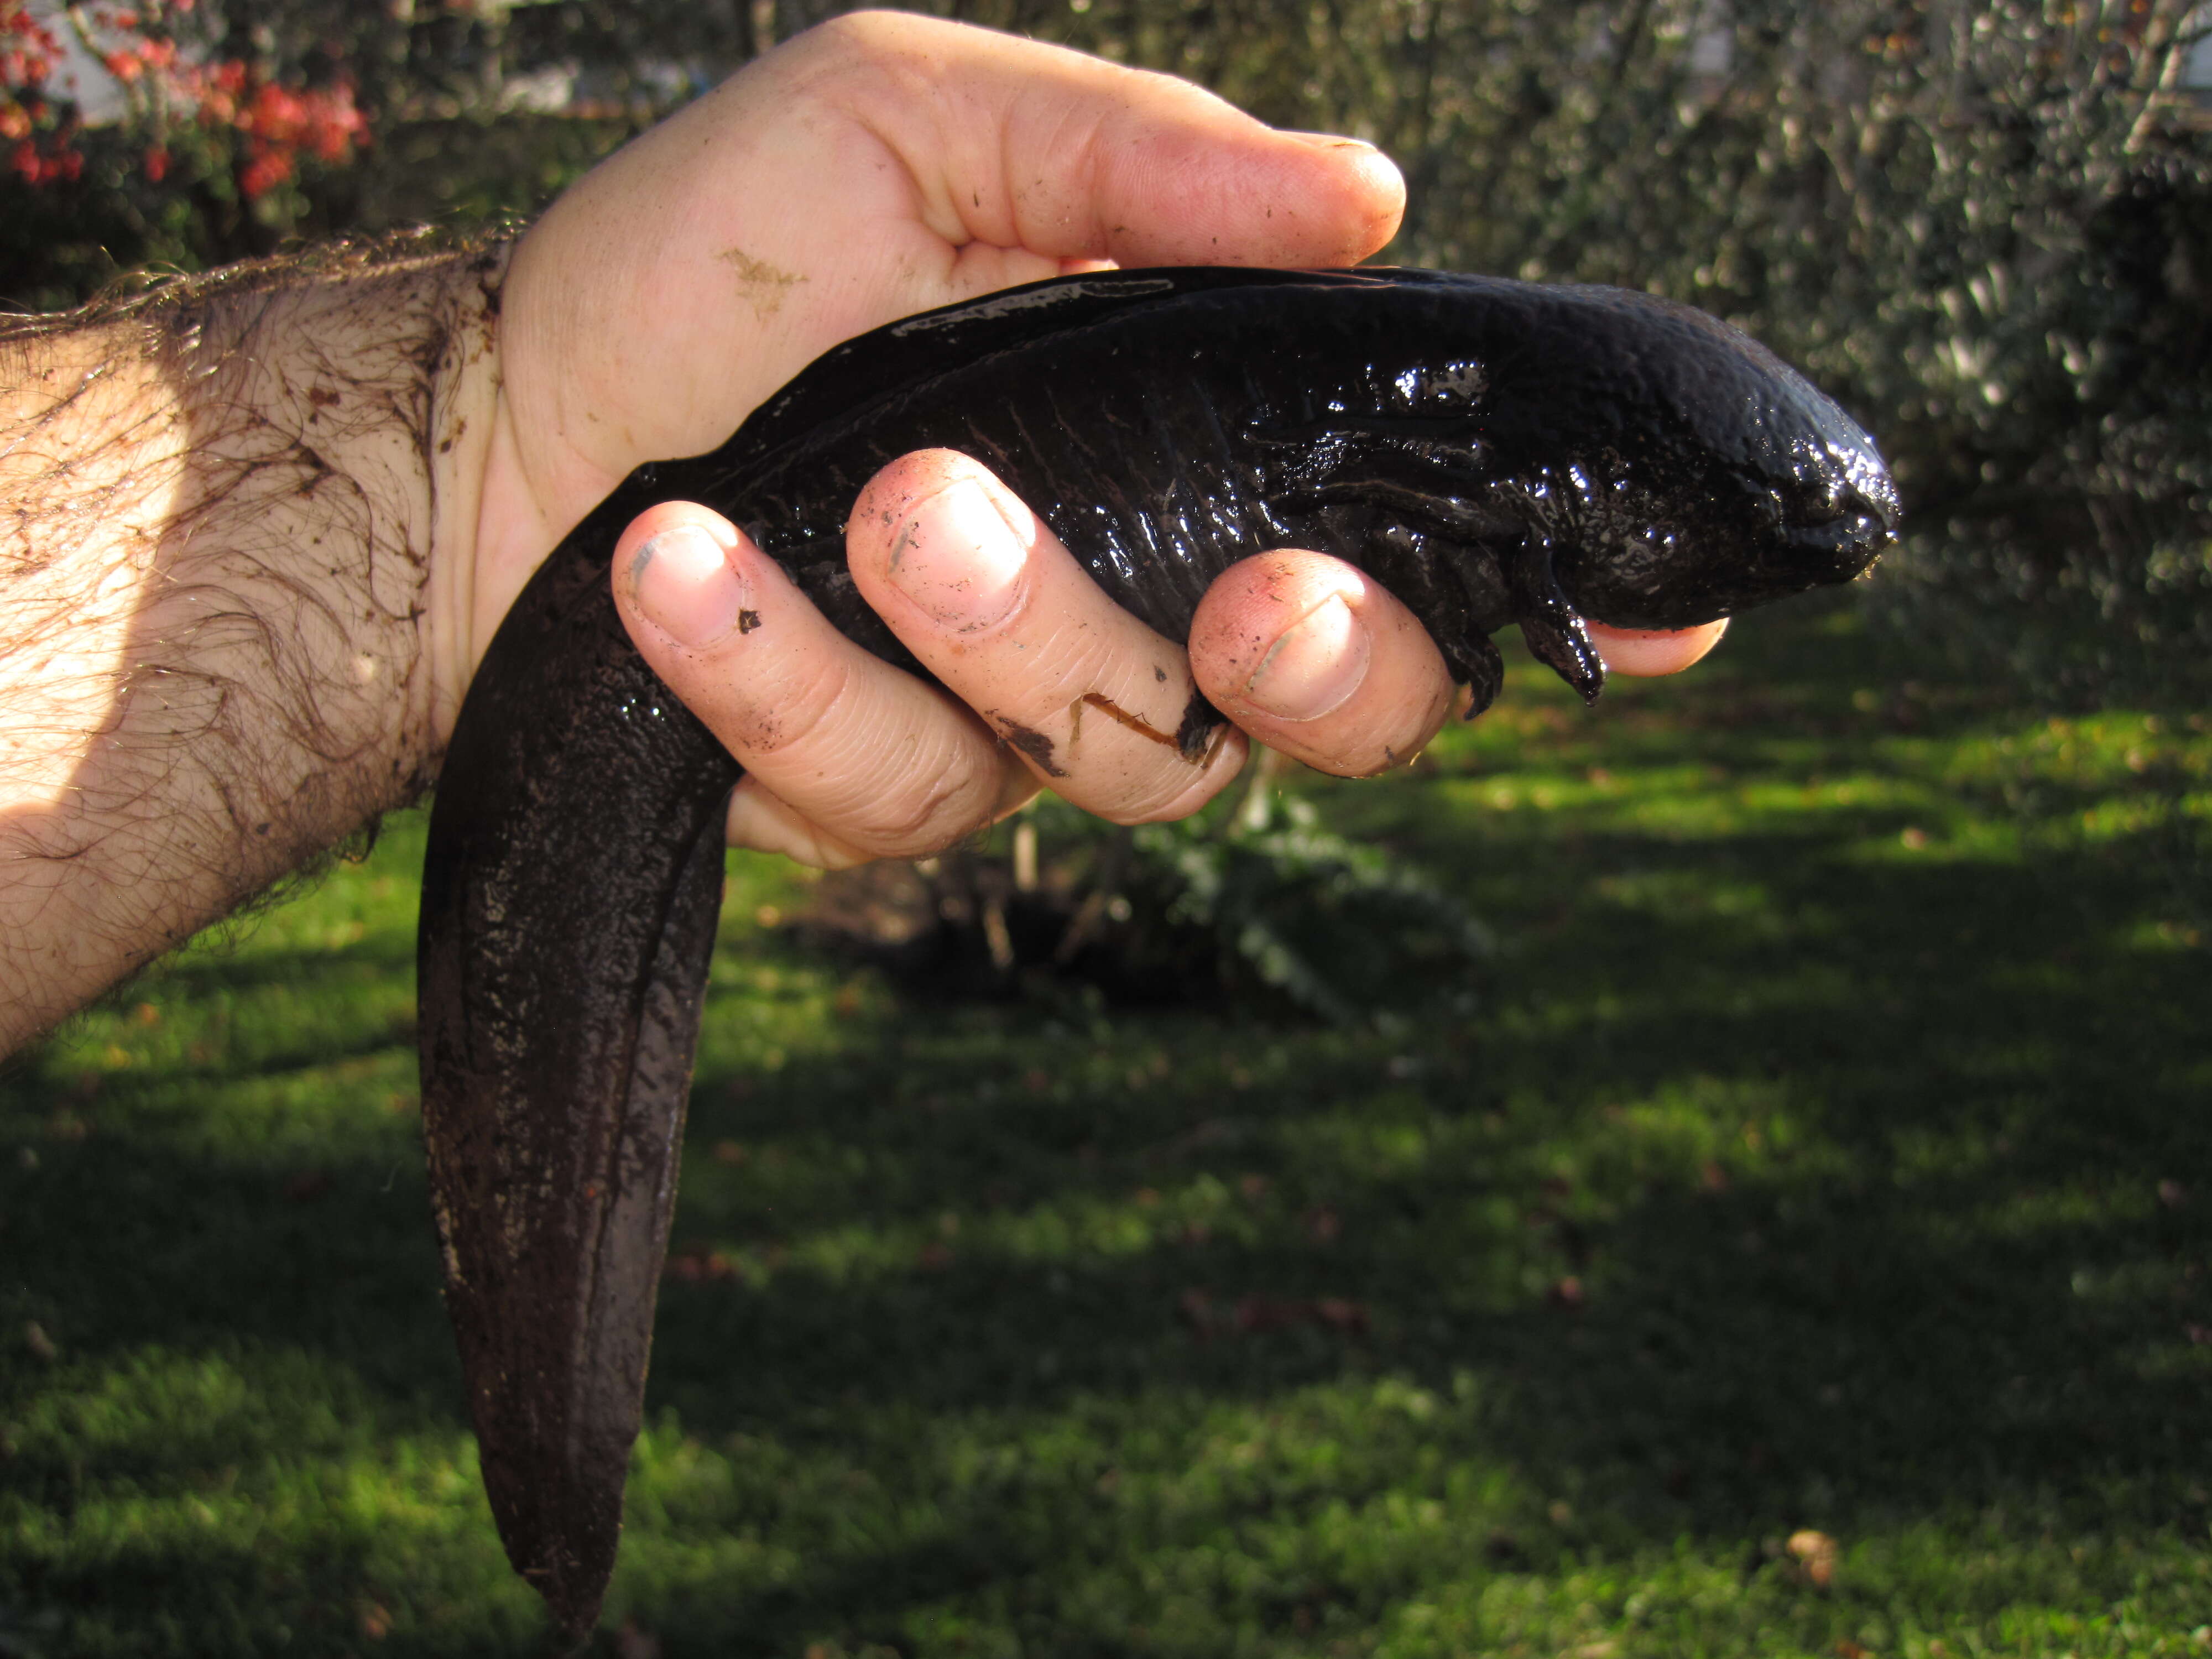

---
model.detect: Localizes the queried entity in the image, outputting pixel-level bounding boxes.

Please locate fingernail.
[1241,594,1371,719]
[630,524,747,648]
[1286,130,1382,153]
[886,478,1029,630]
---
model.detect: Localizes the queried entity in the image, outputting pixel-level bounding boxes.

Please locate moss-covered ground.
[3,602,2208,1657]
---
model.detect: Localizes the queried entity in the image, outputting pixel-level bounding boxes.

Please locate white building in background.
[25,2,134,126]
[2186,7,2212,103]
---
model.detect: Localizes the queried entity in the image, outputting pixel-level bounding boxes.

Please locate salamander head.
[1415,279,1902,633]
[1537,289,1901,630]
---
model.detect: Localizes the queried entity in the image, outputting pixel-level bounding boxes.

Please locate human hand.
[442,10,1402,717]
[612,451,1725,867]
[460,13,1718,862]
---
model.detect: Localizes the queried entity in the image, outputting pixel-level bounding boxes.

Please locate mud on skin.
[416,266,1900,1644]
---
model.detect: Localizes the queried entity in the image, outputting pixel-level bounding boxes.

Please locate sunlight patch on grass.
[5,605,2206,1654]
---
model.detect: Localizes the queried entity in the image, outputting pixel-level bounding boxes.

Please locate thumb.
[813,13,1406,268]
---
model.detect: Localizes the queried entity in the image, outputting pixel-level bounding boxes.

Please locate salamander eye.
[1389,360,1488,414]
[1772,468,1843,528]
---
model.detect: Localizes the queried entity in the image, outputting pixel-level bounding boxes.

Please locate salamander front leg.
[1508,536,1606,704]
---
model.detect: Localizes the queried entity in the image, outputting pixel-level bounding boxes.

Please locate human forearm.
[0,240,503,1052]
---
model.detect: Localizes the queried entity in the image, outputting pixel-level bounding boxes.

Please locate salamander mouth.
[1562,500,1896,633]
[1778,508,1895,583]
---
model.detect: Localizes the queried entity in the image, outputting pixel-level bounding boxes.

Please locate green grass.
[3,602,2208,1658]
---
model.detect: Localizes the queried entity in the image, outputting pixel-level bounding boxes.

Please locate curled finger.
[612,501,1024,859]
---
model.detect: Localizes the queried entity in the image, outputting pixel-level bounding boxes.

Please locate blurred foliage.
[3,0,2208,706]
[1119,787,1491,1025]
[815,763,1490,1025]
[996,0,2212,708]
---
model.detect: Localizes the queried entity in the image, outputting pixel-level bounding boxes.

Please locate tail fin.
[418,500,738,1646]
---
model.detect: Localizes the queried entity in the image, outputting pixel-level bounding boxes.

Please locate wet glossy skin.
[417,267,1900,1644]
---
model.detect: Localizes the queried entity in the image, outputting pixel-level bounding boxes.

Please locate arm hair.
[0,233,507,1052]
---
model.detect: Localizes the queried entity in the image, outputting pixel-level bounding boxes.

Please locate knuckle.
[727,656,854,759]
[840,754,1001,855]
[859,784,973,852]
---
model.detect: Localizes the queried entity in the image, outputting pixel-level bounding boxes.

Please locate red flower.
[10,136,76,185]
[143,142,165,181]
[239,145,290,198]
[242,82,305,141]
[2,46,55,87]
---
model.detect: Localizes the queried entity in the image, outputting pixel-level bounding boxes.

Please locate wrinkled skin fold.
[417,267,1901,1644]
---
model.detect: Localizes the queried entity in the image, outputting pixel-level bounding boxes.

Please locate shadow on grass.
[2,608,2206,1655]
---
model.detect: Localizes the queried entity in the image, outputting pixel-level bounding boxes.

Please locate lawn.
[2,600,2208,1658]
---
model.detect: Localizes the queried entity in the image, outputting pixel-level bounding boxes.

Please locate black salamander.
[416,267,1900,1642]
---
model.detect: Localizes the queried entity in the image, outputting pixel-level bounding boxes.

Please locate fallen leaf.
[712,1140,748,1166]
[358,1603,391,1641]
[1313,1296,1370,1333]
[1232,1294,1370,1336]
[283,1170,332,1203]
[1483,1528,1527,1566]
[1787,1528,1839,1589]
[24,1322,58,1363]
[1235,1293,1297,1334]
[664,1244,741,1285]
[1177,1287,1215,1337]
